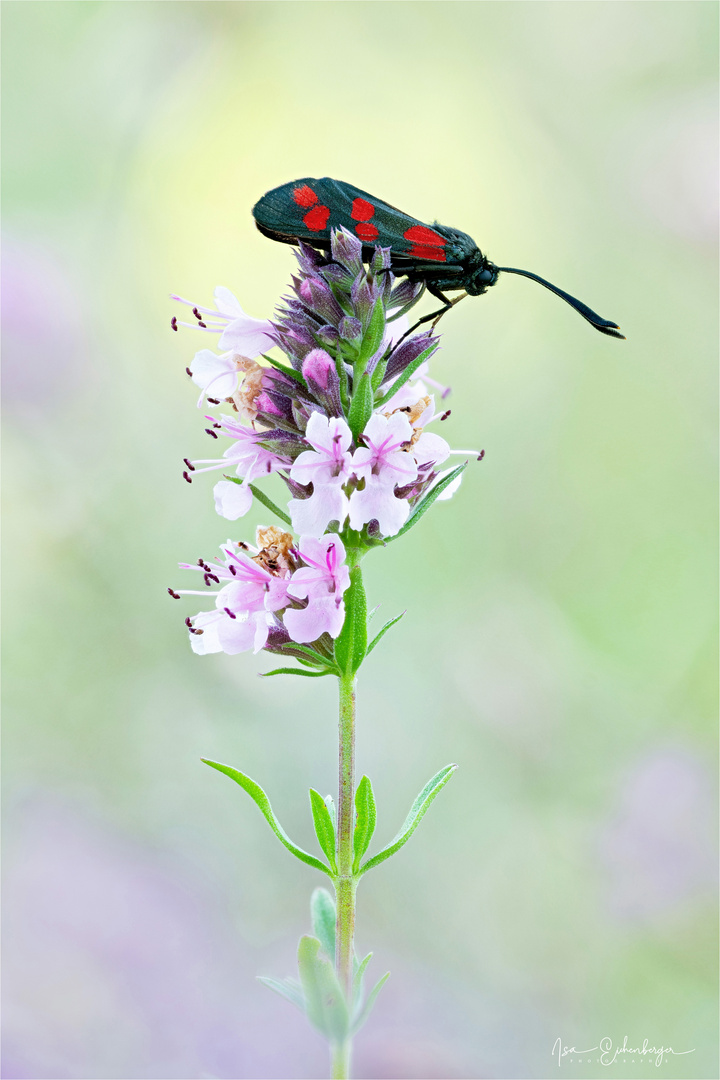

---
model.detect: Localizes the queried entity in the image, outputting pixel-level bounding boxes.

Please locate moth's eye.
[478,268,494,284]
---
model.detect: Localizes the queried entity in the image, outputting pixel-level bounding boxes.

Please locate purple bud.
[315,324,339,348]
[302,348,344,418]
[330,227,363,273]
[384,331,439,382]
[339,316,362,340]
[302,348,333,391]
[370,246,392,273]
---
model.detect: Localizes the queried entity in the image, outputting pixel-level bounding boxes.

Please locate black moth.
[252,177,624,340]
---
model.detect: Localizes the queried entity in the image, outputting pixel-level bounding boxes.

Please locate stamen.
[185,617,193,627]
[183,471,192,483]
[167,588,181,599]
[207,398,220,405]
[205,429,219,439]
[171,317,178,331]
[224,607,237,619]
[186,367,193,376]
[477,449,485,461]
[440,410,451,421]
[229,564,237,575]
[183,459,195,471]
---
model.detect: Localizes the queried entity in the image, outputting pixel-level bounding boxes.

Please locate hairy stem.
[333,661,357,1079]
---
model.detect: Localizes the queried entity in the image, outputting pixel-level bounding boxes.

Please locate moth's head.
[466,258,499,296]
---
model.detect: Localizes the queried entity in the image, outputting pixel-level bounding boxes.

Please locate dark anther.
[185,616,193,627]
[171,317,178,331]
[224,607,237,619]
[204,572,220,584]
[167,588,181,599]
[198,321,207,328]
[205,429,219,439]
[237,541,249,550]
[477,449,485,461]
[440,409,451,421]
[229,564,237,575]
[190,627,203,635]
[183,471,192,483]
[207,398,220,405]
[186,366,193,376]
[192,307,202,320]
[183,458,195,470]
[213,422,221,428]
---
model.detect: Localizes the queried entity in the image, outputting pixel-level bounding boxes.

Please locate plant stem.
[336,665,357,998]
[334,661,357,1080]
[330,1039,351,1080]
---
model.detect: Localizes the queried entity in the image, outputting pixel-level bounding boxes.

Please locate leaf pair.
[203,759,458,879]
[260,889,390,1044]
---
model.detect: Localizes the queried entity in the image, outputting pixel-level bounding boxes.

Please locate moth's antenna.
[498,267,625,339]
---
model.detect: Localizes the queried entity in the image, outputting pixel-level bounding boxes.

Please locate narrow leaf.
[262,353,307,385]
[247,484,292,526]
[366,612,405,655]
[351,971,390,1035]
[359,764,458,875]
[375,340,439,407]
[257,976,305,1012]
[357,296,386,367]
[309,789,338,873]
[310,887,336,963]
[260,666,335,678]
[386,462,467,543]
[297,935,349,1042]
[352,776,377,872]
[352,951,373,1014]
[333,564,368,674]
[202,760,332,876]
[347,372,373,440]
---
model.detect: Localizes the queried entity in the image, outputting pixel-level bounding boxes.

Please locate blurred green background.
[2,2,717,1078]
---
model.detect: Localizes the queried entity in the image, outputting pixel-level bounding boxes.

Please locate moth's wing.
[252,178,453,264]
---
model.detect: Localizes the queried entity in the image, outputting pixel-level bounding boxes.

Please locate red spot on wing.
[303,205,331,230]
[351,198,375,222]
[293,185,318,208]
[355,222,379,241]
[403,225,445,247]
[407,244,447,262]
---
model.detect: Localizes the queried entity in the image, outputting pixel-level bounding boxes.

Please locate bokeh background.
[2,3,717,1078]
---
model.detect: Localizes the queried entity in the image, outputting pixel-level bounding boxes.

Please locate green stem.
[331,1039,351,1080]
[336,665,357,1001]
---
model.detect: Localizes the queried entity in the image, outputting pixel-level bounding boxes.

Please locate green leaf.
[310,887,336,963]
[352,951,373,1013]
[309,789,338,873]
[202,760,332,876]
[262,353,306,385]
[352,776,377,872]
[359,764,458,875]
[268,643,336,668]
[357,296,386,366]
[347,372,373,440]
[333,564,368,675]
[260,666,335,678]
[257,975,305,1012]
[374,340,439,407]
[366,612,405,655]
[297,935,349,1043]
[351,970,390,1034]
[247,483,292,525]
[386,462,467,543]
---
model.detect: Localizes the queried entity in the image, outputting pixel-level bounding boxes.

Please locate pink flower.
[185,416,290,521]
[289,413,353,537]
[284,535,351,643]
[179,536,293,655]
[172,287,276,355]
[348,412,419,536]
